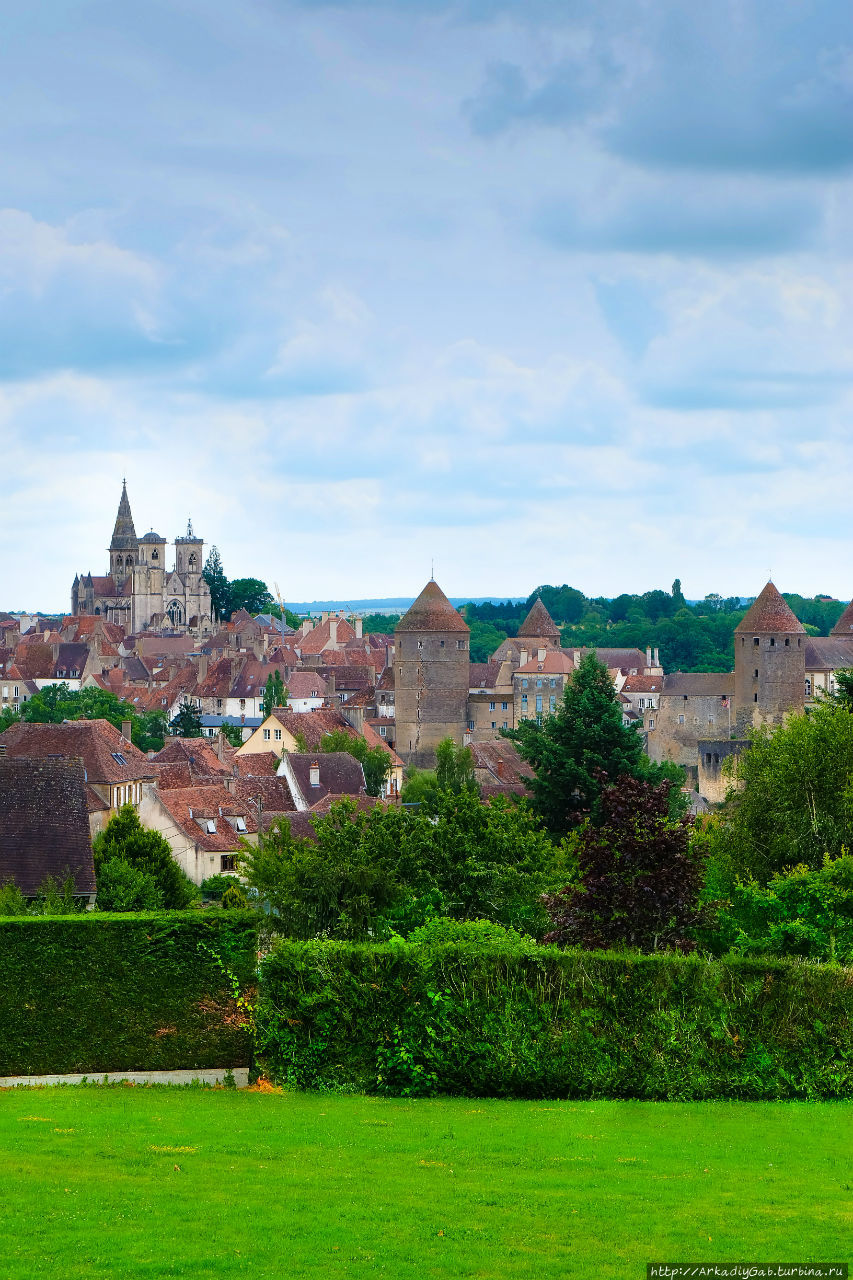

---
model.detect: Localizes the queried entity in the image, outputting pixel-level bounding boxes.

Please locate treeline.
[461,581,847,670]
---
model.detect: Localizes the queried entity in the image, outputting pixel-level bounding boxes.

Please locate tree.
[2,684,167,753]
[170,699,203,738]
[543,773,702,953]
[320,728,390,798]
[92,804,196,909]
[502,653,646,836]
[218,722,244,748]
[434,737,477,796]
[828,668,853,714]
[241,792,561,940]
[95,858,163,911]
[262,669,288,719]
[203,546,230,623]
[705,703,853,888]
[228,578,275,616]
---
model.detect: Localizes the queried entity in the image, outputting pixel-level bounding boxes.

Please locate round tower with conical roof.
[394,579,470,765]
[734,582,806,734]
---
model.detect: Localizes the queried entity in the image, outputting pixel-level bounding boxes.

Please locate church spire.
[110,480,138,551]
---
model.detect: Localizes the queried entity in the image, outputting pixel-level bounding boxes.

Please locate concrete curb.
[0,1067,250,1089]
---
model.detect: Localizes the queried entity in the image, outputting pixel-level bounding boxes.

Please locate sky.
[2,0,852,611]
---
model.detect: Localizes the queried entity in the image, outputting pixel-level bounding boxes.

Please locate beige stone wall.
[697,739,748,804]
[734,631,805,734]
[646,694,734,768]
[395,632,470,765]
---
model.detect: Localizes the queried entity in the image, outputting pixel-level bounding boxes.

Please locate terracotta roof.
[0,719,156,784]
[298,617,357,655]
[395,581,469,634]
[830,601,853,637]
[151,739,231,787]
[516,651,575,675]
[621,674,664,693]
[270,708,357,749]
[469,740,534,792]
[517,597,561,639]
[317,665,374,693]
[360,720,404,768]
[283,671,328,700]
[0,757,96,896]
[232,751,280,777]
[155,784,262,853]
[734,583,805,635]
[576,647,648,671]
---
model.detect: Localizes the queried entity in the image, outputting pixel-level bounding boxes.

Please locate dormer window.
[111,752,127,766]
[205,819,217,834]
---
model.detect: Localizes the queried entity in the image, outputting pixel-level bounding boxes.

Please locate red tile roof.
[734,582,805,635]
[517,598,561,639]
[395,581,469,634]
[0,719,156,784]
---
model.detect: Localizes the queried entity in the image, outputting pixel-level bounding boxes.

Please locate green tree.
[228,578,275,616]
[828,668,853,714]
[203,545,230,622]
[95,858,163,911]
[502,653,646,836]
[240,792,561,939]
[262,669,288,718]
[218,722,244,748]
[93,804,196,909]
[4,684,167,752]
[707,703,853,889]
[434,737,477,796]
[170,699,203,738]
[320,728,390,798]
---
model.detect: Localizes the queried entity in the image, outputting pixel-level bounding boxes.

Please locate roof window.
[111,752,127,766]
[205,819,217,834]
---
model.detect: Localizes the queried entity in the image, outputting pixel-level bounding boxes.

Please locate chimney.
[217,732,225,762]
[520,648,528,667]
[329,618,338,648]
[538,647,546,662]
[654,647,660,668]
[322,611,329,623]
[328,674,336,700]
[355,618,363,640]
[121,720,132,742]
[646,646,652,669]
[224,775,235,794]
[309,761,321,787]
[198,652,208,681]
[496,757,505,780]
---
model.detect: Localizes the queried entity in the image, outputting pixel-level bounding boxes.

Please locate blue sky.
[2,0,852,610]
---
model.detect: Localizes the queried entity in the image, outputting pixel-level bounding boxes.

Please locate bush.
[0,911,257,1075]
[93,805,197,909]
[200,874,239,901]
[707,853,853,963]
[256,940,853,1100]
[96,858,163,912]
[405,917,534,950]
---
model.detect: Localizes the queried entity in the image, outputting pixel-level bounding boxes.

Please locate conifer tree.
[202,545,230,622]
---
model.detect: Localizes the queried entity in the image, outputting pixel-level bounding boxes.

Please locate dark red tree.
[543,773,703,953]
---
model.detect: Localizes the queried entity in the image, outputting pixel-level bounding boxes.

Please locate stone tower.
[830,600,853,638]
[394,579,470,766]
[517,596,562,649]
[734,581,806,734]
[109,480,138,584]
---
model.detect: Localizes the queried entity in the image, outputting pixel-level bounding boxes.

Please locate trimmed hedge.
[256,941,853,1099]
[0,911,257,1075]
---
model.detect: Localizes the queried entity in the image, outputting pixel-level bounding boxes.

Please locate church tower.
[394,578,470,766]
[109,480,139,585]
[734,581,806,734]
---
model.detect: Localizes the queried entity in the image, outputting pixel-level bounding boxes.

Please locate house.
[277,752,366,810]
[0,757,97,904]
[0,718,158,837]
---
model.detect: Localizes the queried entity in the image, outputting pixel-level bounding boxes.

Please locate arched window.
[151,549,159,561]
[167,600,184,626]
[125,556,133,571]
[188,553,197,568]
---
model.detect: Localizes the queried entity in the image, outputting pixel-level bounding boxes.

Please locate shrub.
[95,858,163,912]
[93,805,197,909]
[256,940,853,1100]
[0,911,257,1075]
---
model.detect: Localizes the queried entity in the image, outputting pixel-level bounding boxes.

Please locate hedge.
[0,911,257,1075]
[256,941,853,1099]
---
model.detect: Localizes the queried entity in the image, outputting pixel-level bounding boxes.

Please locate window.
[152,549,158,561]
[639,698,646,709]
[14,686,19,698]
[522,679,528,689]
[521,694,528,706]
[549,696,556,711]
[754,669,759,678]
[805,678,812,696]
[753,637,759,646]
[536,679,542,688]
[439,640,445,648]
[501,702,508,711]
[457,641,466,650]
[274,729,282,741]
[111,752,127,766]
[216,699,223,710]
[221,854,237,872]
[649,718,655,729]
[489,701,495,711]
[263,728,271,741]
[535,695,543,712]
[549,679,556,689]
[379,726,387,737]
[233,817,247,833]
[205,819,217,834]
[468,720,474,731]
[770,637,775,647]
[417,640,423,649]
[785,638,790,647]
[678,714,685,725]
[491,721,496,729]
[754,693,758,703]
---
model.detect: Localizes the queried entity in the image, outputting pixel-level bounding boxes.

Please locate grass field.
[2,1088,850,1279]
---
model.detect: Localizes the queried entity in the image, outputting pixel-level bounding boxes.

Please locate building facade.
[395,579,470,766]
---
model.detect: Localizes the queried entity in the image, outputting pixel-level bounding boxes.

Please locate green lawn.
[1,1088,849,1279]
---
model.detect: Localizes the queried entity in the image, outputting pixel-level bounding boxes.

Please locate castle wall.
[733,631,805,735]
[395,632,469,766]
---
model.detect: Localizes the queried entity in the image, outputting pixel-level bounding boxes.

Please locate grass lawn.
[1,1088,850,1279]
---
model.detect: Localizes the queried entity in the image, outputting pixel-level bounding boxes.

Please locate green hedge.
[256,941,853,1099]
[0,911,257,1075]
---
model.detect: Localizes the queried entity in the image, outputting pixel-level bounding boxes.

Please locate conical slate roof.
[109,481,138,552]
[830,600,853,637]
[518,597,561,639]
[734,582,805,635]
[395,580,469,633]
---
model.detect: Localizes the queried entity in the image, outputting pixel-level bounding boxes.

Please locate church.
[71,482,213,636]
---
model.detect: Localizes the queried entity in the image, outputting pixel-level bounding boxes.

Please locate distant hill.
[288,597,527,614]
